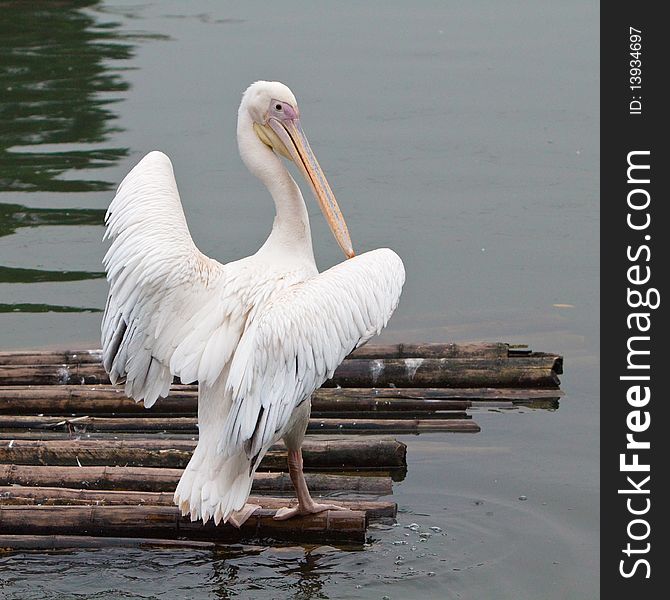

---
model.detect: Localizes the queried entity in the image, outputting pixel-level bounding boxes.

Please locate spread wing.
[101,151,251,407]
[219,248,405,461]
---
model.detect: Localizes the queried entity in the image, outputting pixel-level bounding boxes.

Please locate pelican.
[101,81,405,526]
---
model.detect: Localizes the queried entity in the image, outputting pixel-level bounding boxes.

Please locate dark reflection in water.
[0,0,147,314]
[207,546,335,600]
[0,265,104,284]
[0,303,101,313]
[0,0,133,192]
[274,550,331,600]
[0,202,105,238]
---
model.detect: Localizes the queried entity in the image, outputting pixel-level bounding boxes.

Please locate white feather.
[219,249,405,460]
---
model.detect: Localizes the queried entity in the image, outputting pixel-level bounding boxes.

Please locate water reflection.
[274,549,333,600]
[0,0,135,314]
[0,202,105,238]
[0,0,133,191]
[0,302,100,313]
[0,265,104,284]
[209,546,335,599]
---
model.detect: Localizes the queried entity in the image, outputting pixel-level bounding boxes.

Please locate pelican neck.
[237,111,315,263]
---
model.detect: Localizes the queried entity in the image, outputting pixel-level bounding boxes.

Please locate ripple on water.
[0,486,588,598]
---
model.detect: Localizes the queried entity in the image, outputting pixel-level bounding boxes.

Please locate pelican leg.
[273,448,346,520]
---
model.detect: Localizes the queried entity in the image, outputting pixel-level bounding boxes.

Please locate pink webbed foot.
[227,503,262,528]
[273,501,347,521]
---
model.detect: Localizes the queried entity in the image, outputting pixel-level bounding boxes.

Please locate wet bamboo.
[307,418,480,433]
[0,385,562,415]
[0,464,393,494]
[0,505,367,543]
[470,398,559,410]
[350,342,510,359]
[0,356,562,388]
[0,414,479,434]
[0,486,396,518]
[0,342,510,366]
[0,438,407,470]
[0,534,218,551]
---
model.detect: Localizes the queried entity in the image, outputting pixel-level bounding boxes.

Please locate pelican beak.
[257,114,355,259]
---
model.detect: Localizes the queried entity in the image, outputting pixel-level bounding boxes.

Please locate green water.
[0,1,599,598]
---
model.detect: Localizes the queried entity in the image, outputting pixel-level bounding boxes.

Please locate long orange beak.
[267,116,355,259]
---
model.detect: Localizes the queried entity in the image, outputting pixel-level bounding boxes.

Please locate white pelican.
[101,81,405,527]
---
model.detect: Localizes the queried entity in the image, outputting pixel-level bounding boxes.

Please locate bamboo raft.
[0,342,563,548]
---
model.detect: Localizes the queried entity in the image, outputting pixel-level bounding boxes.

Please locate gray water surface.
[0,1,599,598]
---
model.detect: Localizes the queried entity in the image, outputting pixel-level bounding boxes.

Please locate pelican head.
[241,80,354,259]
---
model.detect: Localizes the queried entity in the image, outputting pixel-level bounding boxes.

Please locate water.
[0,1,599,598]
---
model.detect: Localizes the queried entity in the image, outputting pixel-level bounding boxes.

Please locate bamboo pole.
[350,342,510,359]
[308,418,480,433]
[325,357,562,388]
[311,410,469,420]
[0,438,407,470]
[0,486,396,518]
[0,414,479,434]
[0,356,562,388]
[0,343,510,366]
[0,464,393,494]
[0,534,219,551]
[0,385,198,415]
[0,385,561,415]
[0,505,367,543]
[470,399,559,410]
[315,387,563,401]
[0,349,103,366]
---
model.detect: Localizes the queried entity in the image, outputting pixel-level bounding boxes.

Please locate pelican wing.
[102,151,249,407]
[220,248,405,461]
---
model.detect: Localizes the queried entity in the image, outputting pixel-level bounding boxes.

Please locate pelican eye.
[275,103,282,111]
